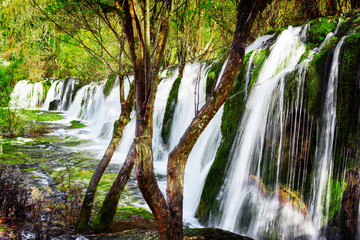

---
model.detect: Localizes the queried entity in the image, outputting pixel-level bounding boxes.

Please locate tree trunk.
[351,0,359,8]
[166,0,269,238]
[76,84,135,231]
[92,143,135,232]
[134,135,171,239]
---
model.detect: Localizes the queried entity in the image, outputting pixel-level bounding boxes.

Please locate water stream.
[7,20,356,239]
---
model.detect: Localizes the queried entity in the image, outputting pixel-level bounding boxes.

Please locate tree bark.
[92,143,136,232]
[166,0,269,238]
[134,135,171,239]
[76,83,135,231]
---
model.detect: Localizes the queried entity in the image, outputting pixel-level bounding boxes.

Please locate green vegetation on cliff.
[197,49,269,222]
[161,77,182,145]
[337,32,360,150]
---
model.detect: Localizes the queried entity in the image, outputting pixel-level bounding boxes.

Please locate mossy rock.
[307,16,338,47]
[336,31,360,150]
[49,99,61,110]
[161,76,181,144]
[197,50,258,222]
[104,73,117,97]
[336,9,360,37]
[305,36,339,120]
[72,82,84,102]
[114,206,153,221]
[205,58,226,100]
[41,80,52,102]
[67,120,87,129]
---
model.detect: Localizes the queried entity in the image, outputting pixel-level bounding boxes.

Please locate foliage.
[49,167,84,227]
[277,186,308,216]
[0,108,26,137]
[0,108,62,137]
[0,0,116,91]
[0,61,27,107]
[0,164,28,223]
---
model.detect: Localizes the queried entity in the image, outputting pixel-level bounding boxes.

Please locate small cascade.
[9,80,44,108]
[309,36,346,235]
[245,34,274,55]
[183,106,223,226]
[42,78,77,111]
[166,63,207,152]
[152,69,179,163]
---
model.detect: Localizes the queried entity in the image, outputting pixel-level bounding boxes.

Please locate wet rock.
[183,228,254,240]
[49,99,61,110]
[340,169,360,240]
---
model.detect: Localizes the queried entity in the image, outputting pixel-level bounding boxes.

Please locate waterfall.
[166,63,207,151]
[9,80,44,109]
[8,18,358,239]
[215,26,308,238]
[309,37,346,236]
[152,69,179,163]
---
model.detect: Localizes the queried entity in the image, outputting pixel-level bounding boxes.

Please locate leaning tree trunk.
[92,143,136,232]
[166,0,269,238]
[76,84,135,231]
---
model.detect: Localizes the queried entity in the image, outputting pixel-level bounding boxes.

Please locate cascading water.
[214,26,310,238]
[152,69,179,164]
[10,80,44,108]
[204,19,350,239]
[309,36,346,236]
[8,17,359,239]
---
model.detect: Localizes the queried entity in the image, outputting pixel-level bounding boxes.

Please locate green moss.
[21,109,63,122]
[103,73,117,97]
[307,17,338,47]
[41,80,52,102]
[64,139,88,147]
[328,179,347,221]
[50,167,120,206]
[161,76,182,144]
[205,59,226,100]
[67,120,87,129]
[114,206,153,221]
[337,10,360,37]
[71,82,84,102]
[305,37,338,119]
[249,49,270,87]
[198,51,255,222]
[337,32,360,149]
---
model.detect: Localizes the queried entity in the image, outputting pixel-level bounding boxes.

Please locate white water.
[245,34,274,55]
[167,63,207,151]
[8,22,353,239]
[152,69,179,163]
[216,26,309,238]
[10,80,44,109]
[309,37,346,237]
